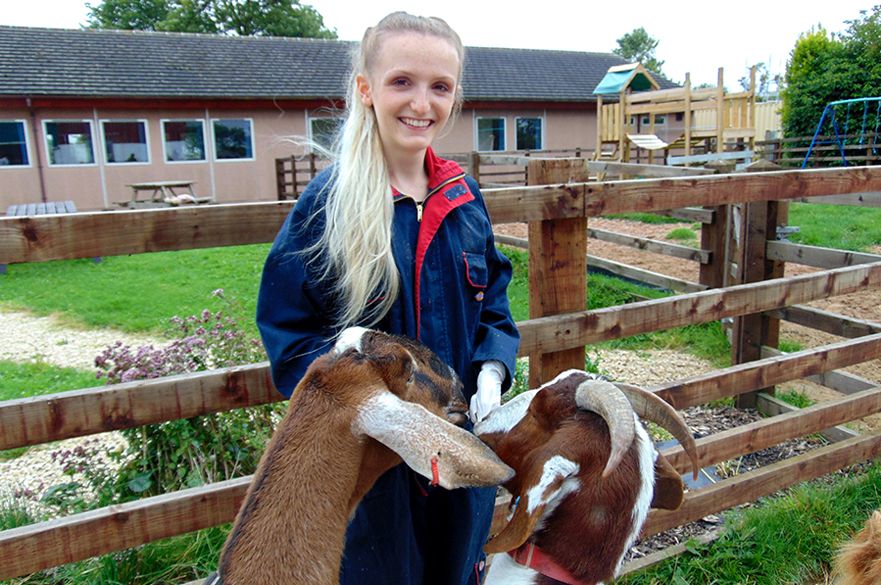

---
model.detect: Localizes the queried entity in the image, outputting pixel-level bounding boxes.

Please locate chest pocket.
[462,251,488,291]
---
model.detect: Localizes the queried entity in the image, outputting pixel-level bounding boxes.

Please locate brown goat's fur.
[217,331,472,585]
[835,510,881,585]
[479,373,688,584]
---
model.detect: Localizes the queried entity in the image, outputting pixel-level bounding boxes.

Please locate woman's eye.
[392,78,409,86]
[434,83,451,92]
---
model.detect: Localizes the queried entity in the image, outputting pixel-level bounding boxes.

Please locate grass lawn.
[0,244,270,336]
[789,202,881,251]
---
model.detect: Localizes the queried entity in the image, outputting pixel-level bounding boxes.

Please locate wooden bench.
[5,200,78,216]
[2,200,99,274]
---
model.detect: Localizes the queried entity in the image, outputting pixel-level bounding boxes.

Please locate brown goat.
[475,370,700,585]
[213,327,513,585]
[835,510,881,585]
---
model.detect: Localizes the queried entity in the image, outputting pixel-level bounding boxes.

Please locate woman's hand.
[469,360,504,423]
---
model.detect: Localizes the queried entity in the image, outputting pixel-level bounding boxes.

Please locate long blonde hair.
[308,12,465,330]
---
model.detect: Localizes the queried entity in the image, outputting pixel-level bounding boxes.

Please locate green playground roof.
[593,63,660,95]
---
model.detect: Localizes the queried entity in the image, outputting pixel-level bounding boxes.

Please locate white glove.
[469,360,505,424]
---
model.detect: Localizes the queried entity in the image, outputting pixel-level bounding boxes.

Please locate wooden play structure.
[595,63,757,164]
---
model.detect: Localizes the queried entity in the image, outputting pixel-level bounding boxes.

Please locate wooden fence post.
[731,159,785,408]
[470,151,481,186]
[527,158,588,388]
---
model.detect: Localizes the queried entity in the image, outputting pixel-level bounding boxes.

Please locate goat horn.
[613,382,700,480]
[575,380,636,478]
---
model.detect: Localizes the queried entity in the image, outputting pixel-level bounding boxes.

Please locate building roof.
[0,26,675,103]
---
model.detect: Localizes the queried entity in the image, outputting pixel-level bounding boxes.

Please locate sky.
[2,0,875,88]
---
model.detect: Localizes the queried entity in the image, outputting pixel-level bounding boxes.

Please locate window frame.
[160,118,208,164]
[211,117,256,162]
[0,119,33,169]
[514,116,544,151]
[475,116,507,152]
[308,116,343,152]
[99,118,151,165]
[43,119,97,167]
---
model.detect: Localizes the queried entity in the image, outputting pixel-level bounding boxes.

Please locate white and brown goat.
[475,370,701,585]
[212,327,513,585]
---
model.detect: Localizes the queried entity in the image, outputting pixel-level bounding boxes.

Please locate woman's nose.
[410,87,430,114]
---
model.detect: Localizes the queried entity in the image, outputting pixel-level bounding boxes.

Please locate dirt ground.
[495,218,881,432]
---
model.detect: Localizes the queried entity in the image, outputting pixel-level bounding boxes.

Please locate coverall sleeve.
[256,181,337,398]
[466,177,521,391]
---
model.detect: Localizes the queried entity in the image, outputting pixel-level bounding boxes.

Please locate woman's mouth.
[400,117,433,129]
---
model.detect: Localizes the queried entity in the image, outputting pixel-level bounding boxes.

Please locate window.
[477,117,505,151]
[212,118,254,160]
[102,120,149,163]
[44,120,95,166]
[309,117,343,150]
[162,120,206,162]
[515,117,543,150]
[0,120,30,167]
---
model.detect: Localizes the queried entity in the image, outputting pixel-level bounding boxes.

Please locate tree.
[85,0,336,38]
[613,27,665,76]
[738,63,784,101]
[781,6,881,137]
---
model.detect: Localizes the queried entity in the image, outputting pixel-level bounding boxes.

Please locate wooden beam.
[663,207,715,224]
[587,228,710,263]
[662,386,878,473]
[642,429,881,537]
[667,150,754,166]
[586,161,715,178]
[620,529,722,576]
[0,364,280,451]
[766,241,881,269]
[494,234,706,293]
[650,333,881,409]
[516,261,881,356]
[586,255,706,293]
[0,476,251,580]
[755,392,859,443]
[483,184,585,224]
[0,202,292,264]
[527,159,588,386]
[584,167,881,217]
[761,346,877,396]
[797,192,881,207]
[765,305,881,338]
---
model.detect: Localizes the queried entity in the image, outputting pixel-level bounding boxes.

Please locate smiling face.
[356,31,460,163]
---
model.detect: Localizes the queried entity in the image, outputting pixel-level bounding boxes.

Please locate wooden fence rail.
[4,167,881,265]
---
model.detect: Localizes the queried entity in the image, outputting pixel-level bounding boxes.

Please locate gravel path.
[1,309,164,517]
[0,309,164,370]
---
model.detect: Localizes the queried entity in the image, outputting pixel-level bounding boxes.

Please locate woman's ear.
[355,74,373,107]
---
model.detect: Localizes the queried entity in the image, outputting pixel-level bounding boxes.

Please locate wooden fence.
[3,164,881,580]
[754,132,881,167]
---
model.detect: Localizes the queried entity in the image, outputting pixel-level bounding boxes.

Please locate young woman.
[256,12,520,585]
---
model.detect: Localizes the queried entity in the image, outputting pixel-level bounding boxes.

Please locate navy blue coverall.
[256,147,520,585]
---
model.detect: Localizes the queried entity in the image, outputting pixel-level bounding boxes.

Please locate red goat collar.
[509,542,592,585]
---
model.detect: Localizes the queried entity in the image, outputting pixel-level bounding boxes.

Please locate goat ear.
[352,391,513,489]
[650,452,685,510]
[484,447,579,554]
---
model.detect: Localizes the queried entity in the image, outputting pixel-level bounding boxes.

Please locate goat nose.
[445,404,469,427]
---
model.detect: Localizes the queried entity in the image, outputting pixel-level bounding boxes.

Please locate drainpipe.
[27,97,48,204]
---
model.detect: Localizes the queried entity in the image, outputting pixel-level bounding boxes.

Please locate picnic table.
[118,180,212,208]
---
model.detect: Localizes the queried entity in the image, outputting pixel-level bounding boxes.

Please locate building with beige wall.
[0,26,673,211]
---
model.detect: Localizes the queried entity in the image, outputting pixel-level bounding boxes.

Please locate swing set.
[801,97,881,168]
